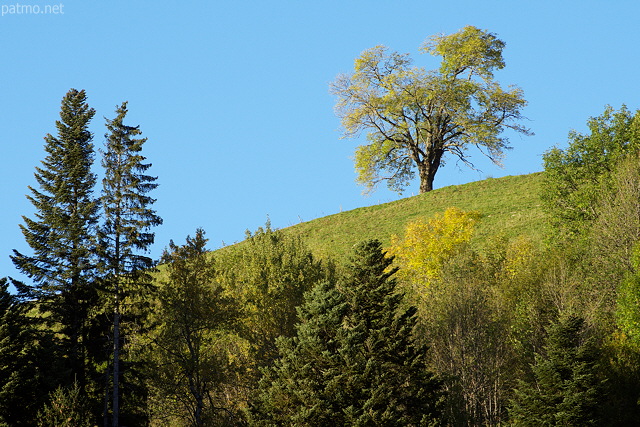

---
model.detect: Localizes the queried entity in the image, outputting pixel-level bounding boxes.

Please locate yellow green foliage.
[389,207,481,285]
[616,244,640,349]
[503,235,538,280]
[331,26,530,194]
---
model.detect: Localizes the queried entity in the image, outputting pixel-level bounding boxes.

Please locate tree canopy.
[542,105,640,239]
[151,229,240,426]
[331,25,531,194]
[389,207,481,286]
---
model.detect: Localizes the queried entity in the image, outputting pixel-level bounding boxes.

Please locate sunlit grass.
[280,173,549,261]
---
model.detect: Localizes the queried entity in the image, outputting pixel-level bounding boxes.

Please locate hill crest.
[281,173,548,260]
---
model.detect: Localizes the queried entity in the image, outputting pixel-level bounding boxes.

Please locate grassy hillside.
[281,172,549,260]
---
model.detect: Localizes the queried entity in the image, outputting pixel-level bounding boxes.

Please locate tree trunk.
[112,229,121,427]
[417,147,444,194]
[417,161,437,194]
[112,294,120,427]
[419,174,434,193]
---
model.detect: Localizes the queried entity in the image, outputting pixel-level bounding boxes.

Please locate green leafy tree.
[509,316,605,426]
[151,229,241,426]
[331,25,530,194]
[252,240,444,426]
[574,143,640,426]
[600,244,640,425]
[409,238,528,427]
[542,105,640,239]
[586,153,640,290]
[12,89,99,394]
[215,222,329,370]
[99,101,162,426]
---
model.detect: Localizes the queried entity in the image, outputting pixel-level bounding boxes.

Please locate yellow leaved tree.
[389,207,481,287]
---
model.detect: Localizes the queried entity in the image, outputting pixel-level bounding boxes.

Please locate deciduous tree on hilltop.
[331,25,531,194]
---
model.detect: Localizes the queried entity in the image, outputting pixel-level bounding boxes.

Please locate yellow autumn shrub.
[389,207,481,286]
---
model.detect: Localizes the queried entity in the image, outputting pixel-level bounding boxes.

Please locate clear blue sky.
[2,1,639,284]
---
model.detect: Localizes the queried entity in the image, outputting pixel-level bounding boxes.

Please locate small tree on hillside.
[331,25,530,194]
[389,207,481,287]
[152,229,241,426]
[542,105,640,239]
[214,222,329,370]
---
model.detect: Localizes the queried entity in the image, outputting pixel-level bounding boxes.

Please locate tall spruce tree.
[252,240,443,426]
[12,89,99,394]
[99,101,162,426]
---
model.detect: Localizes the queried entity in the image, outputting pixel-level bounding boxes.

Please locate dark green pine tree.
[0,277,52,426]
[12,89,99,394]
[251,280,349,426]
[99,101,162,427]
[338,240,444,426]
[509,316,605,426]
[252,240,444,426]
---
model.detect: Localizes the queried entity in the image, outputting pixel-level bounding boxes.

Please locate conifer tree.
[99,101,162,426]
[252,240,443,426]
[509,316,605,426]
[252,280,348,426]
[37,382,94,427]
[0,277,26,425]
[0,278,44,426]
[12,88,99,393]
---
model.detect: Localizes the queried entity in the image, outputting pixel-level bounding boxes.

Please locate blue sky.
[2,1,639,283]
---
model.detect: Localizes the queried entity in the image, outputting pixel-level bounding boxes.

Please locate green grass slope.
[282,172,549,260]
